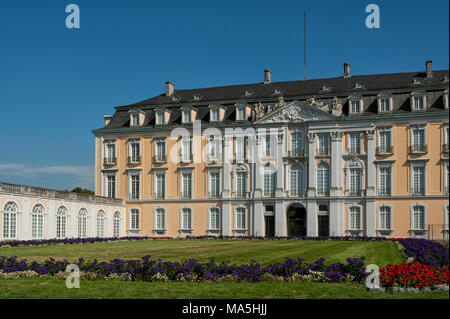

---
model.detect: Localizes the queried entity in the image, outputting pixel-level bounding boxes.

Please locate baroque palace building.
[93,61,449,239]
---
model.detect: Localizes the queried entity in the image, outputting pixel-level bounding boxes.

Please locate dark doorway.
[265,216,275,237]
[287,204,307,236]
[318,215,329,237]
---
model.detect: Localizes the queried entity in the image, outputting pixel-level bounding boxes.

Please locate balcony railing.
[208,192,220,199]
[409,145,427,154]
[443,144,449,153]
[180,193,192,200]
[316,189,330,196]
[154,193,165,200]
[288,149,305,158]
[180,154,194,163]
[233,191,249,199]
[128,156,141,164]
[153,155,167,163]
[263,191,275,197]
[316,149,329,156]
[348,148,362,155]
[348,189,364,196]
[207,153,221,163]
[411,188,425,196]
[378,188,391,196]
[289,190,306,197]
[103,157,117,165]
[376,146,393,155]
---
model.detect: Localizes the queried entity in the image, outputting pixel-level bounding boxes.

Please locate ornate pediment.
[255,100,335,124]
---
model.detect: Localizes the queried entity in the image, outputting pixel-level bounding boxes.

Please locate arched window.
[31,204,45,239]
[3,202,18,239]
[113,211,121,238]
[130,208,140,230]
[379,206,392,230]
[412,205,425,230]
[155,208,165,230]
[317,161,330,196]
[181,208,192,230]
[96,210,106,238]
[78,208,88,238]
[349,206,361,230]
[56,206,68,238]
[290,164,304,196]
[235,207,246,230]
[209,207,221,230]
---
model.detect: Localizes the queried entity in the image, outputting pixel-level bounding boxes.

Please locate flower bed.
[186,235,388,241]
[0,255,368,283]
[380,261,449,290]
[397,239,448,267]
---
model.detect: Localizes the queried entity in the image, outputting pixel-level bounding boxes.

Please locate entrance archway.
[287,204,307,236]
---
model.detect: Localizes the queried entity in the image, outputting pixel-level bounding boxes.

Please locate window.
[264,135,274,157]
[378,130,392,153]
[379,206,392,230]
[130,209,140,230]
[235,171,248,198]
[131,113,140,126]
[154,172,166,199]
[56,206,67,239]
[209,207,221,230]
[105,141,116,164]
[445,162,449,195]
[31,204,45,239]
[317,162,330,196]
[413,78,422,85]
[380,98,391,112]
[444,126,449,152]
[349,206,361,230]
[378,167,391,195]
[210,108,220,121]
[244,90,254,97]
[235,137,247,160]
[97,210,106,238]
[181,208,192,230]
[155,208,165,230]
[113,211,121,237]
[129,173,140,199]
[410,127,426,153]
[349,168,362,195]
[411,166,425,195]
[322,85,332,91]
[354,82,363,89]
[236,107,246,120]
[209,171,220,198]
[412,205,425,230]
[290,131,303,156]
[105,174,116,198]
[154,138,166,162]
[263,166,276,197]
[181,137,193,162]
[413,96,424,110]
[235,207,246,230]
[350,100,361,113]
[156,111,165,125]
[182,110,192,123]
[348,133,361,154]
[411,92,426,111]
[129,140,141,163]
[181,171,193,199]
[78,208,88,238]
[208,135,220,161]
[193,94,202,101]
[317,134,329,156]
[3,202,18,239]
[290,164,304,196]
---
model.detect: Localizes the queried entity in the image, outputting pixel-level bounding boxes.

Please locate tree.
[71,187,94,195]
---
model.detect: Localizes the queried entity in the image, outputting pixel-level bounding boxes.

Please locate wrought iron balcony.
[376,146,393,155]
[411,188,425,196]
[348,189,364,196]
[288,149,305,158]
[128,156,141,164]
[152,155,167,163]
[103,157,117,165]
[233,191,250,199]
[409,145,427,154]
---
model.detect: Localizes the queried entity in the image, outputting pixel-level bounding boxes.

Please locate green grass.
[0,239,404,267]
[0,278,447,299]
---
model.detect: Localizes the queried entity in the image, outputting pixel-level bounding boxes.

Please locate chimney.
[104,115,112,126]
[426,60,432,78]
[264,69,271,84]
[344,62,350,78]
[165,81,174,96]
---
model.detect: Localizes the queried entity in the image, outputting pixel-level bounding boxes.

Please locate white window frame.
[208,206,221,230]
[409,159,428,196]
[232,164,250,198]
[208,168,221,199]
[410,203,427,233]
[348,95,363,114]
[377,163,394,196]
[113,211,121,238]
[182,108,192,124]
[104,172,116,198]
[2,201,19,239]
[347,132,362,154]
[128,139,141,163]
[155,111,165,125]
[128,170,141,200]
[179,206,193,231]
[316,134,330,156]
[410,91,427,111]
[344,159,365,196]
[104,140,117,164]
[316,160,330,196]
[31,204,45,239]
[234,205,248,230]
[154,137,167,162]
[56,206,68,239]
[376,127,393,154]
[263,164,276,197]
[347,204,363,231]
[409,125,427,153]
[288,163,305,196]
[154,207,166,231]
[129,207,141,231]
[96,210,106,238]
[207,135,221,162]
[236,106,247,120]
[290,129,304,156]
[377,204,393,231]
[444,124,449,152]
[77,208,88,239]
[153,168,167,200]
[444,159,449,195]
[180,136,193,163]
[377,93,392,113]
[180,168,194,200]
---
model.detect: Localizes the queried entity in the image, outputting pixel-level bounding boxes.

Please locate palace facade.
[93,61,449,239]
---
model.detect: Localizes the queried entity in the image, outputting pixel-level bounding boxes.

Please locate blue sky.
[0,0,448,191]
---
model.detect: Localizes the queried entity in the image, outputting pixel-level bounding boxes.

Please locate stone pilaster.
[366,129,376,196]
[222,201,232,236]
[274,201,286,236]
[275,131,284,197]
[307,132,316,197]
[330,131,343,197]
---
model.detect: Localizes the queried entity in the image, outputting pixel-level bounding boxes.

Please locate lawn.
[0,238,404,267]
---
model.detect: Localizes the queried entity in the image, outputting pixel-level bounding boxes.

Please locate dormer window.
[322,85,332,92]
[182,109,192,124]
[236,106,247,120]
[172,95,181,102]
[273,88,281,95]
[193,94,202,101]
[442,76,449,83]
[354,82,364,89]
[411,91,426,111]
[413,78,422,85]
[377,93,392,113]
[131,113,140,126]
[156,111,165,125]
[244,90,254,97]
[210,108,220,121]
[348,96,363,114]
